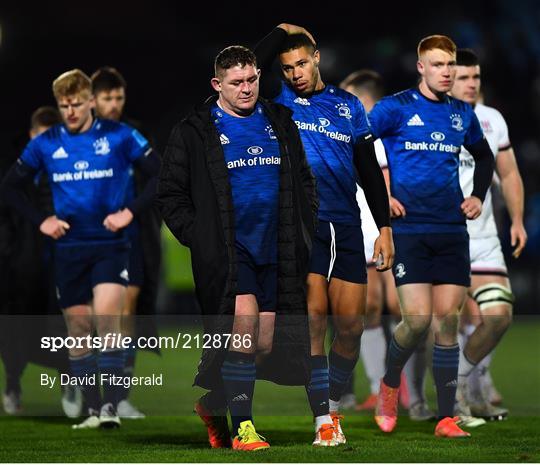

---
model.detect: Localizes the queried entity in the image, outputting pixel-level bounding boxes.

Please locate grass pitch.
[0,317,538,462]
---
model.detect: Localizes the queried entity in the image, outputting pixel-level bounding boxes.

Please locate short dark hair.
[279,33,316,55]
[30,106,62,130]
[340,69,384,100]
[91,66,127,94]
[214,46,257,78]
[456,48,480,67]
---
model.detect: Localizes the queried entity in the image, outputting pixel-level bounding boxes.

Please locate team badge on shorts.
[395,263,406,279]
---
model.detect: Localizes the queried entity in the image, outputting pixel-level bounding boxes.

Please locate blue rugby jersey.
[368,89,484,234]
[19,118,150,244]
[212,103,281,265]
[274,84,371,226]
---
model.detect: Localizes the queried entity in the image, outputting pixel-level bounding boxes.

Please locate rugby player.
[256,25,394,446]
[368,35,494,437]
[450,48,526,422]
[1,69,159,429]
[91,66,161,420]
[157,46,317,451]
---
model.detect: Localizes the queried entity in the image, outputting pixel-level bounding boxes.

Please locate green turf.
[1,317,539,462]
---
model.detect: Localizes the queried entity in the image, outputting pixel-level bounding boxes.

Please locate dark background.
[0,1,539,311]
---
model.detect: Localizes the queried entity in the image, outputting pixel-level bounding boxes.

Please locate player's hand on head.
[461,196,482,220]
[389,196,406,218]
[510,222,527,258]
[373,226,395,272]
[39,215,70,240]
[277,23,315,44]
[103,208,134,232]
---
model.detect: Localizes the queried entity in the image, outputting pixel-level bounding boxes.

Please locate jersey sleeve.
[374,139,388,168]
[464,110,484,146]
[123,126,151,162]
[495,111,511,151]
[19,138,44,171]
[351,96,372,143]
[367,98,399,139]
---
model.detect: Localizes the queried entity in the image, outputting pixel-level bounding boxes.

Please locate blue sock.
[120,346,136,401]
[432,344,460,419]
[306,355,329,417]
[70,352,101,413]
[98,349,124,408]
[221,351,256,434]
[329,350,358,404]
[383,335,416,388]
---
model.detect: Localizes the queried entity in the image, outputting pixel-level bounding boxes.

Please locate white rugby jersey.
[459,103,511,239]
[358,139,388,245]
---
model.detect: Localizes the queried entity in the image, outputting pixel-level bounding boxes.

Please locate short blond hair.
[417,35,456,59]
[52,69,92,100]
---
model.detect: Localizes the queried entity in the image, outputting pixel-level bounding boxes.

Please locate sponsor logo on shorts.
[120,269,129,281]
[232,393,249,402]
[395,263,406,278]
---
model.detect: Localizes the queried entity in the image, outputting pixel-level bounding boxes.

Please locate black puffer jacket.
[157,96,318,389]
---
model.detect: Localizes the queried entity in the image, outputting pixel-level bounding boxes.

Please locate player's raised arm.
[254,23,316,99]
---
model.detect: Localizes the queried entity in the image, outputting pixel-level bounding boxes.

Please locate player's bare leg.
[92,283,126,428]
[305,273,337,446]
[225,295,269,451]
[328,278,367,444]
[356,268,385,411]
[117,285,145,418]
[459,275,511,420]
[375,283,432,433]
[431,284,470,437]
[64,304,101,429]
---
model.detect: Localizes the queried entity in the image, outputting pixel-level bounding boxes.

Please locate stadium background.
[1,1,539,312]
[0,2,538,462]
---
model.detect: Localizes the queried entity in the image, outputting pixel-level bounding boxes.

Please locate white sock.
[479,351,493,370]
[458,348,476,378]
[458,331,468,352]
[469,351,494,402]
[315,414,333,431]
[360,326,386,394]
[389,318,398,334]
[329,399,340,413]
